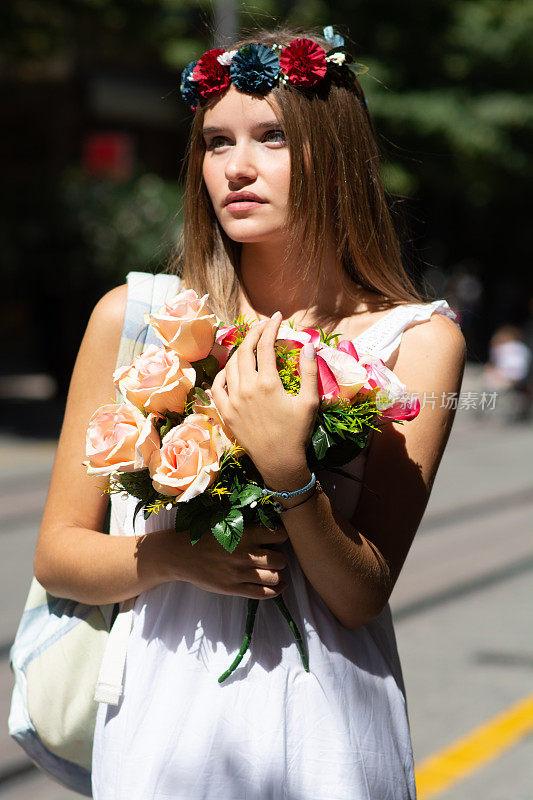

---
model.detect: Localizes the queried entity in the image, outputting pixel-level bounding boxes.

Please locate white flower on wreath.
[217,50,238,66]
[326,52,346,66]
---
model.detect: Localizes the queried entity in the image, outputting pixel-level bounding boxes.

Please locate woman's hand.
[211,312,319,483]
[177,523,290,599]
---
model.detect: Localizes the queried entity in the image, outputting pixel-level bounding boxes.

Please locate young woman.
[34,26,466,800]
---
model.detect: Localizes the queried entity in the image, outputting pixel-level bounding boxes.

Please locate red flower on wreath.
[192,48,231,98]
[279,38,328,87]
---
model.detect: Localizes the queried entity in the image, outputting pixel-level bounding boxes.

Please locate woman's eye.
[264,129,286,145]
[206,136,229,150]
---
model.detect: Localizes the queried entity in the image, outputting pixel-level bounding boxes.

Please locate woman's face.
[201,85,291,246]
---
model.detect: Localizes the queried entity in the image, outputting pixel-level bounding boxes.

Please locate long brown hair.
[172,25,429,321]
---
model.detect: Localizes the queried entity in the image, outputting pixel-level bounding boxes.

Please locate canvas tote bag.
[8,271,181,795]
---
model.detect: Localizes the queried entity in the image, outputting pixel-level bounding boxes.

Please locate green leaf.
[174,501,196,532]
[192,387,210,406]
[117,469,154,502]
[258,506,277,530]
[235,484,263,507]
[189,512,211,545]
[199,491,216,508]
[203,354,220,380]
[132,499,145,531]
[159,418,174,439]
[312,424,333,460]
[194,354,220,381]
[227,508,244,532]
[211,508,244,553]
[211,518,231,551]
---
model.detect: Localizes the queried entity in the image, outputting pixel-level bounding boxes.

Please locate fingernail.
[303,342,316,359]
[270,311,282,320]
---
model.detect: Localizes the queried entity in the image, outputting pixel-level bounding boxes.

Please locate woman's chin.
[221,223,286,245]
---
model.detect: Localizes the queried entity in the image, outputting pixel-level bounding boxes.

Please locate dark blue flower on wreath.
[229,44,280,93]
[180,60,199,110]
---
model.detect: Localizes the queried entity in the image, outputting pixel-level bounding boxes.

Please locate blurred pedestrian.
[520,295,533,420]
[482,325,532,422]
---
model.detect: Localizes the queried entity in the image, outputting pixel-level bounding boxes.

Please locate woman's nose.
[224,142,258,184]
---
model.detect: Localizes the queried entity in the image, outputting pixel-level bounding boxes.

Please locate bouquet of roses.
[84,288,420,682]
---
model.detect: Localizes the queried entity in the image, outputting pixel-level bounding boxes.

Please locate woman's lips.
[225,200,266,214]
[224,192,267,214]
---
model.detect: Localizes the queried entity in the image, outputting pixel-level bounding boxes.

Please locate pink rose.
[213,323,244,367]
[315,343,368,402]
[336,339,359,360]
[145,289,217,362]
[148,414,232,500]
[358,355,420,421]
[215,323,242,348]
[191,388,236,441]
[214,320,258,364]
[302,328,321,346]
[316,355,339,401]
[275,325,313,353]
[84,404,159,476]
[113,344,196,415]
[378,394,421,422]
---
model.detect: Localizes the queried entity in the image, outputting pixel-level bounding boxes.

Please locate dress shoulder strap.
[114,270,182,382]
[354,299,458,361]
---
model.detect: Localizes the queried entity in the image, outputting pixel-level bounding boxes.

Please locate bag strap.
[114,271,182,399]
[95,271,181,707]
[94,596,136,705]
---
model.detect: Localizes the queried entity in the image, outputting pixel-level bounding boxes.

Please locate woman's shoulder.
[400,299,465,347]
[78,283,129,364]
[88,283,128,336]
[395,301,467,379]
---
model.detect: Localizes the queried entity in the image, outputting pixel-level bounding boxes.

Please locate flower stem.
[273,595,309,672]
[218,598,259,683]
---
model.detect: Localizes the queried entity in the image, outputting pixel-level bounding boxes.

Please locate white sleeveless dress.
[92,296,458,800]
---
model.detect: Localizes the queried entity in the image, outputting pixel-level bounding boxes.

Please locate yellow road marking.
[415,692,533,799]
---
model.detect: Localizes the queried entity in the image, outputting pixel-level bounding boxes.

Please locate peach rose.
[84,404,160,476]
[113,344,195,415]
[149,414,231,501]
[191,388,236,441]
[145,289,217,362]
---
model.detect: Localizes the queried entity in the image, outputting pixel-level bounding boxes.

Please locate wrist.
[140,529,188,585]
[260,461,311,495]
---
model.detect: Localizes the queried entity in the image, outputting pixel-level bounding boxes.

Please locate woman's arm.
[213,312,466,630]
[33,285,180,604]
[34,287,289,605]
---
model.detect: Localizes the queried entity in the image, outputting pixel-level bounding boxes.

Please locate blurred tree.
[3,0,530,275]
[0,0,210,72]
[2,0,532,390]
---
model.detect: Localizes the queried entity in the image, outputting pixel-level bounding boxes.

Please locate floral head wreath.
[180,26,369,112]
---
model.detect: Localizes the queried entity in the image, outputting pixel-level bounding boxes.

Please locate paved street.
[1,365,532,799]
